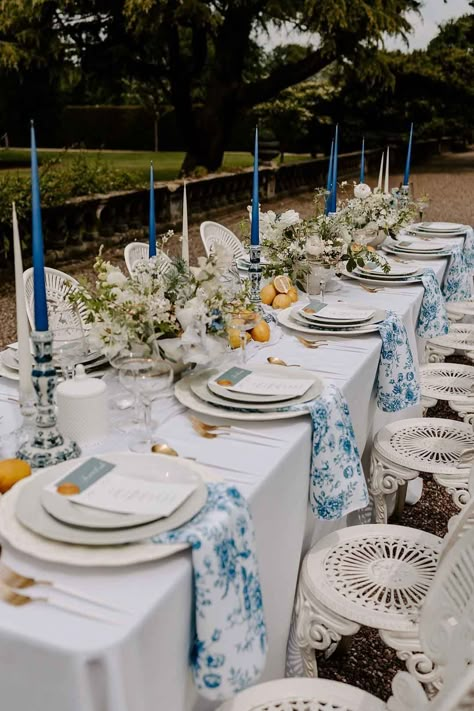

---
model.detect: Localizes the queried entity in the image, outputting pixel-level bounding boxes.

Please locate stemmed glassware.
[416,196,430,223]
[50,305,88,379]
[111,350,173,452]
[229,309,261,364]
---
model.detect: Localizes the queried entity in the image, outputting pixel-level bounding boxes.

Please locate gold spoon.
[151,443,179,456]
[267,357,300,367]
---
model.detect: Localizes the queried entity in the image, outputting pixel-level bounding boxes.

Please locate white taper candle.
[182,181,189,265]
[384,146,390,194]
[377,152,384,191]
[12,203,33,401]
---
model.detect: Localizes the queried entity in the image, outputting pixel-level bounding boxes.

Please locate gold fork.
[190,415,280,443]
[0,580,120,624]
[359,284,382,293]
[0,548,129,614]
[297,336,328,349]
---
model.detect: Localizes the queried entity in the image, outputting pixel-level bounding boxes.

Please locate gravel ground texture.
[0,150,472,349]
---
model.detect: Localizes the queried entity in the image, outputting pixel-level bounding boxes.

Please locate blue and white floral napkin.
[416,268,449,339]
[153,483,267,700]
[304,385,369,520]
[377,311,420,412]
[443,246,472,302]
[463,226,474,270]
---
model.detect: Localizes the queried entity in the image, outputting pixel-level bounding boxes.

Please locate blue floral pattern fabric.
[416,268,449,339]
[463,226,474,270]
[377,311,420,412]
[443,246,472,302]
[153,483,266,700]
[305,385,369,520]
[279,384,369,520]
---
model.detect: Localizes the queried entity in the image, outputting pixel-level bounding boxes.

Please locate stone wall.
[3,140,445,269]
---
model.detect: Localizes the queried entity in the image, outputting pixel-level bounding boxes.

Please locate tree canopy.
[0,0,420,172]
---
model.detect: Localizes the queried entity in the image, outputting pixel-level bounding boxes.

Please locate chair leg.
[369,453,417,525]
[379,630,442,697]
[392,482,408,522]
[286,585,360,678]
[424,343,454,364]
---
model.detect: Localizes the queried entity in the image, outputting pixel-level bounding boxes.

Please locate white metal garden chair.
[200,221,247,261]
[124,242,172,276]
[370,417,474,520]
[420,362,474,428]
[286,488,474,692]
[220,528,474,710]
[23,266,89,332]
[426,324,474,364]
[445,299,474,323]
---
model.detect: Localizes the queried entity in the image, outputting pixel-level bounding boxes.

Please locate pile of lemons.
[228,315,271,347]
[261,276,298,309]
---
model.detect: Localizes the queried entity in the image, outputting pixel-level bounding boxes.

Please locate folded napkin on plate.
[416,268,449,339]
[443,246,472,302]
[463,226,474,270]
[377,311,420,412]
[153,483,266,700]
[277,384,369,520]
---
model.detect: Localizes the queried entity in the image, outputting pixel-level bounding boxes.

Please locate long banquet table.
[0,248,461,711]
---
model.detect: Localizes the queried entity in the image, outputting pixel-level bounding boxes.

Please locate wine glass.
[417,197,430,223]
[52,326,88,379]
[113,352,173,452]
[229,310,261,364]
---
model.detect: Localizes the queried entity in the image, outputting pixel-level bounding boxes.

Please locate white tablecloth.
[0,250,458,711]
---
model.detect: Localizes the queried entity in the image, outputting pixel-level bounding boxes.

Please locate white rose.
[306,235,324,257]
[354,183,372,199]
[106,270,128,287]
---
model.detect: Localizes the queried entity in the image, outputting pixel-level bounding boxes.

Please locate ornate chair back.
[124,242,172,276]
[23,267,89,332]
[200,221,246,261]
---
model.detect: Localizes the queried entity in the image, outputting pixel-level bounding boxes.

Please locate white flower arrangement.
[71,245,247,364]
[339,183,416,238]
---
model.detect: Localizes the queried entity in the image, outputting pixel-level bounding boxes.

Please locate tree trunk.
[180,102,234,175]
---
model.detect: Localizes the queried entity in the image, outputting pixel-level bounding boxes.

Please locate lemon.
[272,293,292,309]
[228,328,251,349]
[250,320,271,342]
[273,275,292,294]
[260,283,277,305]
[288,286,298,303]
[0,459,31,494]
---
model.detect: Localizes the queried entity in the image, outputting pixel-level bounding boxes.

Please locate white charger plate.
[297,303,375,325]
[208,363,308,403]
[382,245,451,261]
[277,306,384,336]
[0,357,19,381]
[175,374,312,421]
[344,269,424,288]
[418,221,464,232]
[291,307,386,332]
[15,453,208,545]
[0,464,222,567]
[192,367,323,411]
[358,261,419,278]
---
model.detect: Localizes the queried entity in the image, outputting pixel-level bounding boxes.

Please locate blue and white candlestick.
[249,127,262,309]
[17,330,80,468]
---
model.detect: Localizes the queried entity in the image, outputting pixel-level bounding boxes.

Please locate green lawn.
[0,148,311,182]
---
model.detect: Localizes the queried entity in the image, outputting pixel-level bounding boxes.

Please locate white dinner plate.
[191,368,323,411]
[407,224,466,238]
[357,261,419,277]
[344,269,424,288]
[291,307,386,332]
[175,374,313,421]
[297,303,375,325]
[208,364,310,403]
[0,358,19,381]
[15,453,208,545]
[277,306,384,336]
[382,245,451,261]
[0,464,222,567]
[418,221,464,232]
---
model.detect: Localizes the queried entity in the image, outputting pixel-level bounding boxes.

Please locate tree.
[0,0,420,173]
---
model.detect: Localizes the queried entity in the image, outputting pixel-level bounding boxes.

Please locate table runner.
[153,483,267,700]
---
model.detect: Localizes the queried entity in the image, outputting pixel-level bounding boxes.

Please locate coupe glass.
[229,310,261,364]
[52,326,88,379]
[113,353,173,452]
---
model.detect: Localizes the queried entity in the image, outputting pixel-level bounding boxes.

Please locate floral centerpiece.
[338,183,417,246]
[71,245,250,366]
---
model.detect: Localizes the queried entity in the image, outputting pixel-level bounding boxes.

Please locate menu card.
[214,366,313,397]
[45,457,198,517]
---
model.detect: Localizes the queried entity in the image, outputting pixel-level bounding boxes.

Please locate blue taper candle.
[149,162,156,257]
[250,127,259,245]
[360,137,365,183]
[331,124,339,212]
[403,123,414,186]
[324,140,334,216]
[30,121,48,332]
